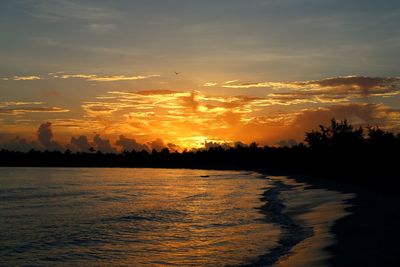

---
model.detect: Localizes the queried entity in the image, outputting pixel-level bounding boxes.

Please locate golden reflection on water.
[0,168,280,266]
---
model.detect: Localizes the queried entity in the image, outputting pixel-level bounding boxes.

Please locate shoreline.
[286,174,400,267]
[250,174,354,267]
[1,167,399,266]
[241,179,316,267]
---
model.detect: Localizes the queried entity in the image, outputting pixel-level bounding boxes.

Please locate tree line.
[1,119,399,191]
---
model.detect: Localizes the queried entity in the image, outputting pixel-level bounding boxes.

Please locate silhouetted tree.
[367,126,397,146]
[305,119,363,149]
[1,118,399,192]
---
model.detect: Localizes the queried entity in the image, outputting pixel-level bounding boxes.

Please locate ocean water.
[0,168,353,267]
[0,168,281,266]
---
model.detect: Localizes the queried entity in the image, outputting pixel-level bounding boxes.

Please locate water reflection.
[0,168,280,266]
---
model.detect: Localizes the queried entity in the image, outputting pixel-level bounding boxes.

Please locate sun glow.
[176,136,208,149]
[176,136,232,150]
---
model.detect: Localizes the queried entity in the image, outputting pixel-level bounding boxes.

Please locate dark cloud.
[148,138,166,151]
[70,135,92,152]
[265,76,400,105]
[302,76,400,99]
[167,142,181,152]
[38,122,63,151]
[276,139,298,147]
[304,76,399,90]
[233,141,248,148]
[235,102,400,146]
[93,134,116,153]
[286,103,400,140]
[115,135,149,152]
[223,76,400,104]
[83,104,117,113]
[179,91,200,112]
[0,136,40,152]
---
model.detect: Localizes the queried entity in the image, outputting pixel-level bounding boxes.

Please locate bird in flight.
[174,72,181,75]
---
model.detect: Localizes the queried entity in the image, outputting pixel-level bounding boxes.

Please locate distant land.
[2,119,399,193]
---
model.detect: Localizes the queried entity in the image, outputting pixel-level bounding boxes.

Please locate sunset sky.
[1,0,400,152]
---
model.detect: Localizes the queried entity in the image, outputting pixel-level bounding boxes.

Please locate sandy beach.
[328,188,400,267]
[273,174,400,267]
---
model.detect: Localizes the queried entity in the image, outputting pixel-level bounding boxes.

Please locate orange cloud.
[3,73,160,82]
[2,76,398,150]
[203,82,218,87]
[0,107,69,115]
[2,75,41,81]
[0,101,43,107]
[216,76,400,105]
[218,76,400,92]
[71,80,398,147]
[135,90,180,95]
[59,73,160,81]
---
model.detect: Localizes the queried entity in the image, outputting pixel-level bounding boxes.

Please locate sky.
[1,0,400,152]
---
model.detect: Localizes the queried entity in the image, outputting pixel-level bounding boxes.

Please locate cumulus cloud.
[0,136,40,152]
[115,135,149,152]
[166,143,181,152]
[37,122,64,151]
[148,138,166,151]
[1,122,66,152]
[93,134,116,153]
[70,135,92,152]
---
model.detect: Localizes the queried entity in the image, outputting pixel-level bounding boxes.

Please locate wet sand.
[275,201,350,267]
[275,174,400,267]
[270,176,353,267]
[243,174,354,267]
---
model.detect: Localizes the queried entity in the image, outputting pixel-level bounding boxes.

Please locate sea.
[0,168,353,267]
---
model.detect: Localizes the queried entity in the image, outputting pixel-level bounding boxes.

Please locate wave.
[239,180,314,267]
